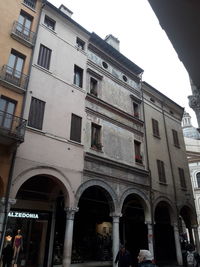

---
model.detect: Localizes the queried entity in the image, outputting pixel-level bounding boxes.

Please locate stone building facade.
[0,2,198,267]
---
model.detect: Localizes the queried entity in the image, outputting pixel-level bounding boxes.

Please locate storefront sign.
[8,211,39,219]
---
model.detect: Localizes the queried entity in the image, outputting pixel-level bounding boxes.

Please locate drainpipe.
[0,146,17,256]
[141,84,155,258]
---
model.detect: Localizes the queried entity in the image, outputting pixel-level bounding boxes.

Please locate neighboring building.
[0,2,198,267]
[182,111,200,239]
[0,0,43,248]
[147,1,200,128]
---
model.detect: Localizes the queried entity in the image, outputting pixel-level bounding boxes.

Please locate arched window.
[197,172,200,188]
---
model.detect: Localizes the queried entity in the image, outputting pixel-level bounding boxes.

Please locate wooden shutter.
[70,114,82,143]
[37,44,52,70]
[172,129,180,147]
[179,168,186,188]
[157,160,166,183]
[152,119,160,137]
[28,97,45,130]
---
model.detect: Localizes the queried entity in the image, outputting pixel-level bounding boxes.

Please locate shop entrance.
[120,195,147,266]
[73,186,113,263]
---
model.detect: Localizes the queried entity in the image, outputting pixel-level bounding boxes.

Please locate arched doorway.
[180,206,194,246]
[120,194,148,265]
[154,201,176,264]
[6,175,69,267]
[73,185,114,263]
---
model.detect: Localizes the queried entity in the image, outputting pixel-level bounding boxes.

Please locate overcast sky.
[48,0,198,127]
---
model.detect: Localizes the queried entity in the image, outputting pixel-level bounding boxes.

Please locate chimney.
[59,4,73,17]
[104,34,120,51]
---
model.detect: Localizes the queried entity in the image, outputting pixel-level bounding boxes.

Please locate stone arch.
[179,203,197,226]
[153,196,177,224]
[10,165,74,207]
[119,188,151,221]
[75,179,118,213]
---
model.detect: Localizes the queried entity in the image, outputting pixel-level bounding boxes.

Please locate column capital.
[191,225,198,229]
[1,198,16,205]
[65,207,79,220]
[110,212,122,223]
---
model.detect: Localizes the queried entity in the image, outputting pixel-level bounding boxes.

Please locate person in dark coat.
[137,250,156,267]
[115,245,132,267]
[2,244,13,267]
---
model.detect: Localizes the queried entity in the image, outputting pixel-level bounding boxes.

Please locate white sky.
[48,0,198,127]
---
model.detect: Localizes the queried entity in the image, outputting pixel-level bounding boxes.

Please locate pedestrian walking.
[115,244,132,267]
[137,249,155,267]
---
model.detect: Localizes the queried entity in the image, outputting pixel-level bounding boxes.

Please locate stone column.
[146,222,154,258]
[0,199,5,243]
[111,213,121,267]
[173,223,183,266]
[192,225,200,253]
[62,207,78,267]
[188,89,200,128]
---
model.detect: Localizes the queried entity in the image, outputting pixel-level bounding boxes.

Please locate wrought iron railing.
[0,65,28,90]
[12,21,36,45]
[0,110,26,142]
[23,0,36,9]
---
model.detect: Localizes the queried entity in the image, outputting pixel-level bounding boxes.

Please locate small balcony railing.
[11,21,36,46]
[0,110,26,142]
[23,0,36,9]
[0,65,28,91]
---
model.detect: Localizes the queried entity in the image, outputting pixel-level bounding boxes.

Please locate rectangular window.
[44,15,56,31]
[76,37,85,50]
[23,0,36,9]
[37,44,52,70]
[0,96,16,130]
[70,114,82,143]
[134,140,142,164]
[152,118,160,138]
[178,168,186,188]
[172,129,180,147]
[133,103,139,118]
[74,65,83,88]
[28,97,45,130]
[91,123,102,150]
[90,77,98,96]
[157,160,166,183]
[17,10,33,37]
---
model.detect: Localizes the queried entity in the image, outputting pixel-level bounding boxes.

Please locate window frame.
[70,113,82,143]
[152,118,160,138]
[44,15,56,31]
[134,140,142,164]
[157,159,166,183]
[172,129,180,148]
[74,65,83,88]
[76,37,85,50]
[28,97,45,130]
[196,172,200,188]
[178,167,186,188]
[37,44,52,70]
[91,123,102,150]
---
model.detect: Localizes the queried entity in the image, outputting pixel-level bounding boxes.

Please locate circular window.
[122,75,128,82]
[102,61,108,69]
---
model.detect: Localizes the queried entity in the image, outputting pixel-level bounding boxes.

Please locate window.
[133,103,139,118]
[102,61,108,69]
[0,97,16,129]
[37,44,52,70]
[74,65,83,88]
[91,123,102,150]
[90,77,98,96]
[70,114,82,143]
[23,0,36,9]
[172,129,180,147]
[17,10,33,37]
[197,173,200,188]
[44,15,55,31]
[76,37,85,50]
[152,118,160,138]
[178,168,186,188]
[134,140,142,164]
[157,160,166,183]
[28,97,45,130]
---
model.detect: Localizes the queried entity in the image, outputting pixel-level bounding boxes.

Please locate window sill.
[27,126,45,135]
[68,139,83,147]
[90,146,103,153]
[153,134,161,139]
[135,161,144,166]
[159,181,168,186]
[181,187,187,191]
[34,64,52,75]
[174,144,180,148]
[42,24,57,35]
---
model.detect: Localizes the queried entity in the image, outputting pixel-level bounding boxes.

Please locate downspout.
[141,83,155,258]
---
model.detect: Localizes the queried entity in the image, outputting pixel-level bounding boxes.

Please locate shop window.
[90,77,98,96]
[178,168,186,188]
[70,113,82,143]
[76,37,85,50]
[37,44,52,70]
[91,123,102,150]
[28,97,45,130]
[157,159,166,183]
[44,15,56,31]
[133,102,139,118]
[152,118,160,138]
[172,129,180,148]
[197,173,200,188]
[74,65,83,88]
[134,141,142,164]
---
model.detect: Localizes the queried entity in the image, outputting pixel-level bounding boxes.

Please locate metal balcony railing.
[23,0,36,9]
[12,21,36,45]
[0,65,28,90]
[0,110,26,142]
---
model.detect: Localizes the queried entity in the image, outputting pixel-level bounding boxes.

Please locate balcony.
[0,110,26,144]
[23,0,36,9]
[11,21,36,47]
[0,65,28,93]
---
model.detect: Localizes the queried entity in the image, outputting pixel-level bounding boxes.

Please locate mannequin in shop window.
[13,229,23,264]
[2,234,13,267]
